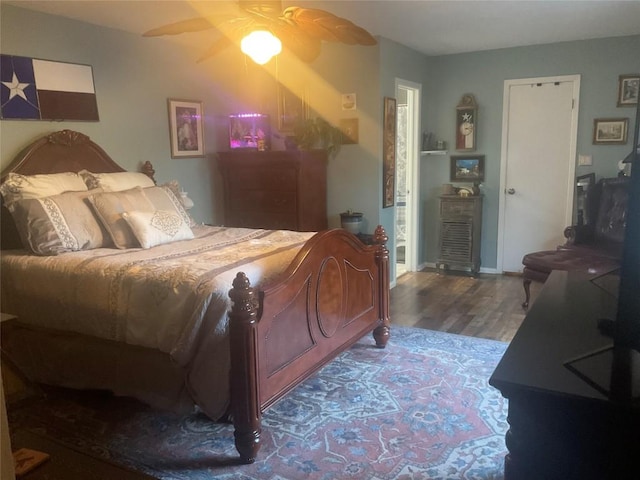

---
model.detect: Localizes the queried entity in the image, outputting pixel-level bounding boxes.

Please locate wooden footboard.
[228,225,390,463]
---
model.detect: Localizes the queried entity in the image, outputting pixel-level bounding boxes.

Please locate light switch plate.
[578,154,593,166]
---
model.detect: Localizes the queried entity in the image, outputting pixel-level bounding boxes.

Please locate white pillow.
[79,170,155,192]
[122,210,194,248]
[0,172,88,207]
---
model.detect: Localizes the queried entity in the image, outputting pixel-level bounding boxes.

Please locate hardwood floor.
[390,269,544,343]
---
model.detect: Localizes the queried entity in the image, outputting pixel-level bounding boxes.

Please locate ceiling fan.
[143,0,377,64]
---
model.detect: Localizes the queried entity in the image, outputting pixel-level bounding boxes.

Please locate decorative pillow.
[79,170,155,192]
[0,172,88,207]
[7,190,111,255]
[88,187,155,249]
[143,186,195,228]
[122,210,194,248]
[161,180,197,227]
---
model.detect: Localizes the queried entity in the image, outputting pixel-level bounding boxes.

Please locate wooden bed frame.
[1,129,391,464]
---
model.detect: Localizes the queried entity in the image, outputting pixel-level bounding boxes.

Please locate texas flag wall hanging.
[1,54,99,121]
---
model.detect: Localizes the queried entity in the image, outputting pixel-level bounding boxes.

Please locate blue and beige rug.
[9,327,509,479]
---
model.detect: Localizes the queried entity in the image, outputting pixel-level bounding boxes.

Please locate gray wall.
[422,35,640,269]
[0,5,237,224]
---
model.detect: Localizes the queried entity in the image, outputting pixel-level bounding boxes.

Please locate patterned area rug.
[9,328,508,480]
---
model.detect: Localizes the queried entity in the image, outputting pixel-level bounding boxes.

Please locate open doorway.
[395,79,421,278]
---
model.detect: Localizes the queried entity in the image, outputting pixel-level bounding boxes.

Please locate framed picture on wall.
[383,97,397,208]
[450,155,485,182]
[167,99,204,158]
[617,74,639,107]
[339,118,359,144]
[593,118,628,145]
[277,83,308,133]
[341,93,357,111]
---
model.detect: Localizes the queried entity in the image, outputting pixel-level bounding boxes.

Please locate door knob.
[507,188,516,195]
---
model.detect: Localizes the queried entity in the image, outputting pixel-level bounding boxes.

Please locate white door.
[498,76,580,272]
[395,79,421,276]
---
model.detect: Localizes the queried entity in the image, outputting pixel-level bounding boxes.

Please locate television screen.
[229,113,271,150]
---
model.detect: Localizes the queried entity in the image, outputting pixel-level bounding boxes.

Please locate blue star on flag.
[1,55,40,119]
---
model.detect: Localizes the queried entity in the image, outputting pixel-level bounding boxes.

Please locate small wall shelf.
[421,150,448,156]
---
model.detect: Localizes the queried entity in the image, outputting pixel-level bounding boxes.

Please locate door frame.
[497,74,580,273]
[395,78,421,273]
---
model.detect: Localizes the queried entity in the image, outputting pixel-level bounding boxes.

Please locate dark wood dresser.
[489,270,639,480]
[217,150,328,231]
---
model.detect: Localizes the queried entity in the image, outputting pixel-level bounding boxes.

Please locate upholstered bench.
[520,176,628,309]
[521,249,620,308]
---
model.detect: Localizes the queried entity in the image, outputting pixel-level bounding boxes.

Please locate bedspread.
[1,225,313,418]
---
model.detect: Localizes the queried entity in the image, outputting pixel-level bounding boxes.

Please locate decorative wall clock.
[456,94,477,151]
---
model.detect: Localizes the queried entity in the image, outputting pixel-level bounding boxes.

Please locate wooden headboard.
[1,129,155,250]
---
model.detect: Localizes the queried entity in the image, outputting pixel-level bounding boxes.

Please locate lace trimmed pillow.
[7,190,112,255]
[160,180,197,227]
[0,172,88,208]
[143,185,194,228]
[122,210,194,248]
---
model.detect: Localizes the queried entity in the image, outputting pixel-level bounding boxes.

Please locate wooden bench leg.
[522,278,531,309]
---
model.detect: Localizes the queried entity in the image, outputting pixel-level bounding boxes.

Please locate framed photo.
[341,93,357,111]
[456,94,477,151]
[450,155,485,182]
[167,99,204,158]
[277,83,308,133]
[383,97,397,208]
[592,118,628,145]
[339,118,359,144]
[576,172,596,189]
[617,74,639,107]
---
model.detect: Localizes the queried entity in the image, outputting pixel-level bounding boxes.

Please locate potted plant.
[292,117,343,159]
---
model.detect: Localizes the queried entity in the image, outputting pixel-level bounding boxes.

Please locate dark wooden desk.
[490,270,639,480]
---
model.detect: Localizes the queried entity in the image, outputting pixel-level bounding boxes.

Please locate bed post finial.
[228,272,261,463]
[372,225,391,348]
[141,161,157,184]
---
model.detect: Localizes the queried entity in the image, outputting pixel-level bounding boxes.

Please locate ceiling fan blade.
[282,7,341,42]
[142,15,237,37]
[194,19,258,62]
[336,23,377,46]
[196,36,236,63]
[270,23,322,63]
[239,0,283,18]
[283,7,377,46]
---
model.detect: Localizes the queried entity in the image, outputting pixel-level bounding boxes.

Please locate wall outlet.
[578,154,593,166]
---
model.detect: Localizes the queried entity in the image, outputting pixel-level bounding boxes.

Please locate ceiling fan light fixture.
[240,29,282,65]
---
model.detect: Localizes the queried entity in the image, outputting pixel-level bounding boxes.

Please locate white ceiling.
[5,0,640,57]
